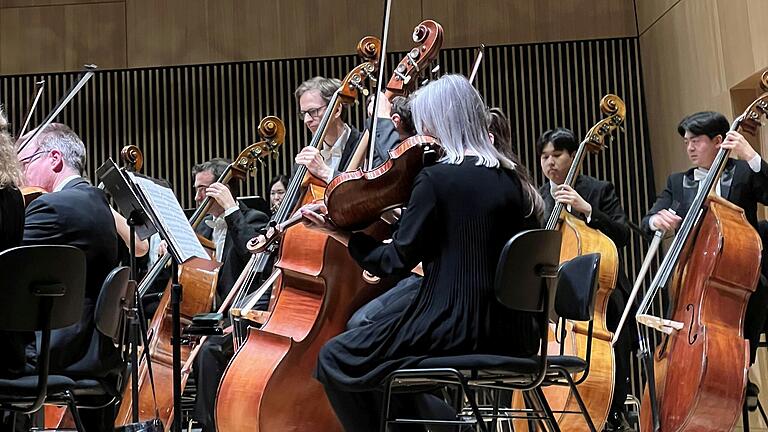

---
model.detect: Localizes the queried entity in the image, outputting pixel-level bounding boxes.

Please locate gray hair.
[24,123,87,175]
[411,74,514,169]
[192,158,230,180]
[411,74,543,220]
[294,76,342,105]
[0,107,22,187]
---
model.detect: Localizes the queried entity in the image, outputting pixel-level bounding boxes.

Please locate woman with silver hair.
[301,74,542,430]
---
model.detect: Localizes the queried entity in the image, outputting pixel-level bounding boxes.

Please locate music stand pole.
[170,258,183,432]
[126,211,143,423]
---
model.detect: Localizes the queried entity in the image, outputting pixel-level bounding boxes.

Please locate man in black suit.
[537,127,634,432]
[190,158,269,432]
[641,111,768,367]
[18,123,121,429]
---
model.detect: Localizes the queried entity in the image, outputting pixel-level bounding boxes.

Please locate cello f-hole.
[686,304,698,344]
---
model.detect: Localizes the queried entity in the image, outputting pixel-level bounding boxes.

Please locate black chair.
[0,245,86,418]
[538,252,601,432]
[44,266,134,431]
[379,229,562,432]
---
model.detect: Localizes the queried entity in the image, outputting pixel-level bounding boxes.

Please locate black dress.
[316,157,540,398]
[0,187,26,378]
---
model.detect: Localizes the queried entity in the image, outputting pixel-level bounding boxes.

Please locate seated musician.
[0,108,27,389]
[185,158,269,432]
[300,74,543,431]
[640,111,768,389]
[18,123,121,430]
[294,76,398,181]
[268,174,288,215]
[537,127,634,431]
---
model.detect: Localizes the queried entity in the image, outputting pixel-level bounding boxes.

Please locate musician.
[0,108,27,384]
[18,123,121,429]
[301,74,543,431]
[641,111,768,367]
[268,174,288,214]
[537,127,633,431]
[294,76,397,180]
[189,158,270,432]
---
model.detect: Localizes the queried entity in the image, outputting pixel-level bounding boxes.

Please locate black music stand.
[97,159,163,431]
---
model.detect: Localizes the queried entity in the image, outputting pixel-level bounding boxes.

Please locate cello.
[637,72,768,432]
[214,40,385,432]
[114,116,284,431]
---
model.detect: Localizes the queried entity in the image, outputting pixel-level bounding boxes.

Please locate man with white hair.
[18,123,121,429]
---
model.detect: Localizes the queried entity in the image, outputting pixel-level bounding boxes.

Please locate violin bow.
[468,44,485,85]
[16,79,46,140]
[16,64,97,153]
[364,0,392,171]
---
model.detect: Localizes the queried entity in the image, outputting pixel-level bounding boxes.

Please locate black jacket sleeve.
[224,206,270,262]
[641,174,675,237]
[348,171,436,278]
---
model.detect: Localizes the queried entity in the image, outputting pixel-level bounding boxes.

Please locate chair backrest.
[554,253,600,321]
[494,229,562,313]
[0,245,86,331]
[94,266,132,343]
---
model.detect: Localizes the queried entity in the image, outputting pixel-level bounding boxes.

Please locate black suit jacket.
[196,204,269,304]
[22,177,121,376]
[641,159,768,236]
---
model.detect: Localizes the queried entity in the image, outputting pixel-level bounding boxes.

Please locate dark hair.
[677,111,730,140]
[487,107,514,158]
[536,127,578,156]
[192,158,230,180]
[269,174,289,190]
[390,96,416,137]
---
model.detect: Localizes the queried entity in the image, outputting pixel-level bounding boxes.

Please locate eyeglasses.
[297,105,327,120]
[19,149,48,170]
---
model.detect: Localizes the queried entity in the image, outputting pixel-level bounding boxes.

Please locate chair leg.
[64,392,86,432]
[380,378,394,432]
[461,384,488,432]
[532,388,561,432]
[758,398,768,427]
[521,391,545,431]
[744,400,751,432]
[556,369,596,432]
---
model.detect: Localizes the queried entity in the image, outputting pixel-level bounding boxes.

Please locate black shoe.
[604,410,633,432]
[747,380,760,412]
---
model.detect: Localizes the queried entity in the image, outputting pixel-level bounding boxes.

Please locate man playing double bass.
[537,127,634,431]
[641,111,768,399]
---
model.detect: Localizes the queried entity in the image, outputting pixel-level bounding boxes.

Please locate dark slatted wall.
[0,37,657,398]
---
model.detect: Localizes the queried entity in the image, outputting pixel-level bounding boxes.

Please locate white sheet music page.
[127,172,210,262]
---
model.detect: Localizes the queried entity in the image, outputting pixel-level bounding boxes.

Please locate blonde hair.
[0,107,22,188]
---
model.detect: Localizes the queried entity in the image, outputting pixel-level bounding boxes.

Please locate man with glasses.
[294,76,399,182]
[18,123,121,430]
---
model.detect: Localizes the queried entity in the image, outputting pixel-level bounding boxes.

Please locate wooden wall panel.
[422,0,637,47]
[0,2,127,74]
[0,0,116,7]
[0,0,638,75]
[635,0,681,34]
[125,0,421,69]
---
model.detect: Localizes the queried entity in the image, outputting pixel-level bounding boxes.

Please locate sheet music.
[127,172,209,263]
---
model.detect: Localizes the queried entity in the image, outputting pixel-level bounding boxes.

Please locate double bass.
[637,72,768,432]
[114,116,284,430]
[213,39,382,432]
[514,94,626,431]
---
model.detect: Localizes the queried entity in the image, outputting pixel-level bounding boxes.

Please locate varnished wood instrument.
[114,117,284,431]
[637,71,768,432]
[214,38,388,432]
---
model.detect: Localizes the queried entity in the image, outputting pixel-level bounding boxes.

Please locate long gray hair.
[410,74,543,220]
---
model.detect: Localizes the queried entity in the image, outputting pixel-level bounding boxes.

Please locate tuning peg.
[362,89,370,97]
[421,78,430,86]
[431,65,440,74]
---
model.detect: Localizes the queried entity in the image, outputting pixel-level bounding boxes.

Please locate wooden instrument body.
[115,257,220,430]
[640,196,760,432]
[215,184,389,432]
[513,212,617,431]
[325,135,440,230]
[550,212,618,431]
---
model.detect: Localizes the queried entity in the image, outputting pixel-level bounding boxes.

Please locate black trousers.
[193,334,234,432]
[606,287,634,413]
